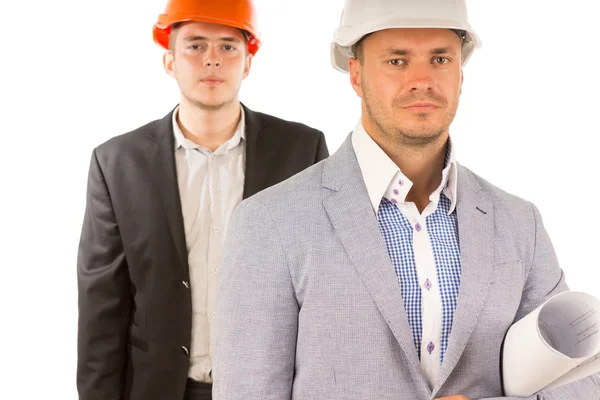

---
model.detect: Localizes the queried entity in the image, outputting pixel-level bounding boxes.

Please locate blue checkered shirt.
[351,121,462,384]
[378,192,461,365]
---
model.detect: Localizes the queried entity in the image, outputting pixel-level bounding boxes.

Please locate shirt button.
[182,281,190,289]
[415,223,422,232]
[427,342,435,354]
[212,268,219,274]
[213,227,220,233]
[214,187,220,192]
[212,312,217,319]
[424,279,432,291]
[182,346,189,355]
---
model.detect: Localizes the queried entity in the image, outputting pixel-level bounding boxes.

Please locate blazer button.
[182,346,189,355]
[182,281,190,289]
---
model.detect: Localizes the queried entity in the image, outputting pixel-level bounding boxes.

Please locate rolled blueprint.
[502,291,600,397]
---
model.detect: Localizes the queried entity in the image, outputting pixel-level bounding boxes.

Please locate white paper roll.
[502,291,600,397]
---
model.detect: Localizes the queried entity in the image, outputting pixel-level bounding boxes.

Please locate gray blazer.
[213,135,600,400]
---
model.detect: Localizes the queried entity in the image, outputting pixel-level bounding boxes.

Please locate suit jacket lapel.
[241,104,268,199]
[144,103,266,277]
[322,137,428,389]
[145,108,190,277]
[434,165,494,393]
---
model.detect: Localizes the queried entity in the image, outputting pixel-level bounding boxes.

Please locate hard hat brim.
[331,17,481,72]
[153,13,262,55]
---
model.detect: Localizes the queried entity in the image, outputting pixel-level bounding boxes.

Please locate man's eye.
[433,57,449,64]
[389,59,406,66]
[223,45,235,51]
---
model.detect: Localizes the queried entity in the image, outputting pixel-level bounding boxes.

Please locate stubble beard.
[361,80,458,149]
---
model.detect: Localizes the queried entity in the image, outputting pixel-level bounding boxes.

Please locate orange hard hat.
[153,0,262,55]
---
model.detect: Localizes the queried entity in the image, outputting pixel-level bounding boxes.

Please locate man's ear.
[163,51,176,79]
[242,53,253,80]
[348,57,364,98]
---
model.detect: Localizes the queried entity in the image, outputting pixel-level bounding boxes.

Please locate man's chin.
[182,88,238,111]
[190,96,231,111]
[389,122,446,144]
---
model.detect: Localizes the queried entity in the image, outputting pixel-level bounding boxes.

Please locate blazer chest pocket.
[486,260,525,320]
[490,260,524,286]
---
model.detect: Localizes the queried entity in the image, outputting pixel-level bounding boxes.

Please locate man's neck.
[364,118,449,213]
[177,98,242,152]
[392,141,447,212]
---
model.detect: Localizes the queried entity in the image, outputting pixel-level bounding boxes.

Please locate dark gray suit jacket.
[76,104,328,400]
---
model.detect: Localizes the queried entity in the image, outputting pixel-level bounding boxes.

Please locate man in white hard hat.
[213,0,600,399]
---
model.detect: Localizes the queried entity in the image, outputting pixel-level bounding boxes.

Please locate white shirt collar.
[172,105,246,153]
[351,120,458,215]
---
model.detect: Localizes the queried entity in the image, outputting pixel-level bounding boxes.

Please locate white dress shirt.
[173,107,246,383]
[352,120,459,389]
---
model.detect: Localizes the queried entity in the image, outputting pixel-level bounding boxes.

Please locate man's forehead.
[367,28,462,46]
[176,21,245,40]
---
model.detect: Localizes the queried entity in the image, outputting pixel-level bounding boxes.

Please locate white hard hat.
[331,0,481,73]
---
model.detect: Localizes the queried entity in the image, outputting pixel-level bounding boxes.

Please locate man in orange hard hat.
[76,1,329,399]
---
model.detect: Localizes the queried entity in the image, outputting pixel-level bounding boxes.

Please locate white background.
[1,0,599,398]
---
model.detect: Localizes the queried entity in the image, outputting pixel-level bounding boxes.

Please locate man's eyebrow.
[184,36,242,43]
[431,47,454,55]
[384,48,409,56]
[382,47,458,55]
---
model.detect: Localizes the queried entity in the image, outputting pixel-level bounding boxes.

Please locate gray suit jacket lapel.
[433,165,494,393]
[322,136,429,390]
[322,137,496,395]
